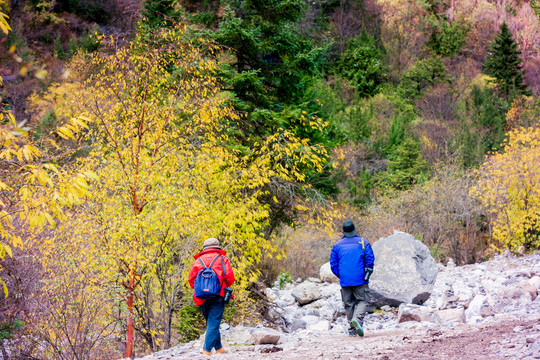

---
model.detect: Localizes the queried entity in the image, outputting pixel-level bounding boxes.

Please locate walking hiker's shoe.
[215,347,228,354]
[351,319,364,337]
[202,350,212,356]
[348,331,357,337]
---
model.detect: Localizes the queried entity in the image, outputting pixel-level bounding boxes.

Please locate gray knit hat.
[202,238,221,250]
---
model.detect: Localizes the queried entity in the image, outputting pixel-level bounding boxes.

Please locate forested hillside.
[0,0,539,358]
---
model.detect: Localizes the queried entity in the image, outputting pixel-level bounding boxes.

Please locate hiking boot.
[215,348,228,354]
[202,350,212,356]
[348,331,357,337]
[351,319,364,337]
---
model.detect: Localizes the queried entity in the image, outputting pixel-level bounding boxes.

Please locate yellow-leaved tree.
[31,23,330,358]
[0,4,92,297]
[471,126,540,252]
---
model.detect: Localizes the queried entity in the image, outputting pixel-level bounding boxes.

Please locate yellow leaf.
[35,69,48,80]
[0,279,7,297]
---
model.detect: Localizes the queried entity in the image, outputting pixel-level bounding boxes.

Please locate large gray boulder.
[369,231,438,307]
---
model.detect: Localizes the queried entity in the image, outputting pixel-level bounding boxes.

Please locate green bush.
[67,37,79,58]
[338,31,386,97]
[344,169,374,206]
[174,299,238,344]
[33,109,59,139]
[54,34,66,60]
[277,271,293,289]
[79,26,101,53]
[56,0,108,23]
[0,319,23,341]
[470,85,508,152]
[397,57,451,100]
[175,304,205,343]
[427,17,468,57]
[376,137,427,191]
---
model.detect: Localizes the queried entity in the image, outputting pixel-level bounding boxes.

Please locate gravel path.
[132,252,540,360]
[141,313,540,360]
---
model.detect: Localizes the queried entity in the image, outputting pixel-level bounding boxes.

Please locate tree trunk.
[126,274,135,359]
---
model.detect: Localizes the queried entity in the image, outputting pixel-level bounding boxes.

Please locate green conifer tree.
[141,0,178,27]
[483,22,531,97]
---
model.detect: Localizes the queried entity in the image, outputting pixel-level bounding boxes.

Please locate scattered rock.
[465,295,488,320]
[250,329,281,345]
[291,282,322,305]
[437,307,466,324]
[319,262,339,283]
[397,304,439,323]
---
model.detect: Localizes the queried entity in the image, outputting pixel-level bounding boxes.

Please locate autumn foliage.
[1,0,540,358]
[25,23,330,357]
[472,126,540,252]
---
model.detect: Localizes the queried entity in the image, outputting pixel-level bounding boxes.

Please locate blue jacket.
[330,235,375,287]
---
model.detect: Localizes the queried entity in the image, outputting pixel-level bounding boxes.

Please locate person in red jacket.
[189,238,235,356]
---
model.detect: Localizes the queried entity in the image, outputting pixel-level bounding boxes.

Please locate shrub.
[277,271,293,289]
[359,165,488,264]
[427,16,469,57]
[397,57,451,100]
[32,109,59,139]
[337,31,386,97]
[174,303,205,343]
[375,137,428,191]
[54,34,66,60]
[79,26,101,53]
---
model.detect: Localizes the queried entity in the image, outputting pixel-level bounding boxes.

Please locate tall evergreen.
[483,22,531,97]
[189,0,329,144]
[141,0,178,27]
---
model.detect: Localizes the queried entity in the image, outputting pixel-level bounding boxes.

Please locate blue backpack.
[194,255,226,299]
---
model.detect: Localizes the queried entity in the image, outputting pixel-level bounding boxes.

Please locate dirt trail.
[180,316,540,360]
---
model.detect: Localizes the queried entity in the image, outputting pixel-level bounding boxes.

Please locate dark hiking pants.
[341,284,369,334]
[199,296,225,352]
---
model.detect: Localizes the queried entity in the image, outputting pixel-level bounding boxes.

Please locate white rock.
[250,329,281,345]
[319,262,340,283]
[437,307,466,324]
[291,282,322,305]
[529,276,540,291]
[397,304,440,324]
[300,315,319,325]
[466,295,487,321]
[226,326,253,344]
[306,320,330,332]
[265,287,278,301]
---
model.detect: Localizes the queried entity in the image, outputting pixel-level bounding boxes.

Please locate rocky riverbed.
[127,249,540,360]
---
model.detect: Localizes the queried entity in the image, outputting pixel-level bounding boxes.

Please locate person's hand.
[364,268,373,281]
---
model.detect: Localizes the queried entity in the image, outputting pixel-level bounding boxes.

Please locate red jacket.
[188,249,235,305]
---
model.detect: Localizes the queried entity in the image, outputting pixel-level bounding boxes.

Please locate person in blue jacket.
[330,220,375,337]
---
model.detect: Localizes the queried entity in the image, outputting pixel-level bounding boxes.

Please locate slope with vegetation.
[0,0,539,358]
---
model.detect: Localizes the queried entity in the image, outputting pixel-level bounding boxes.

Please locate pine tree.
[483,22,531,97]
[141,0,178,27]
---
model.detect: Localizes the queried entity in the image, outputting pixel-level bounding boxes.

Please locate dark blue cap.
[343,220,357,237]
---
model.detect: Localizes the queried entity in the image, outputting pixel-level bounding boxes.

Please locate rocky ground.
[129,251,540,360]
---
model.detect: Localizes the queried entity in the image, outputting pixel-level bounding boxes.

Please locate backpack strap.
[361,238,365,250]
[199,254,227,287]
[198,254,221,269]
